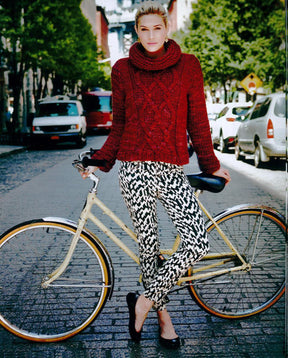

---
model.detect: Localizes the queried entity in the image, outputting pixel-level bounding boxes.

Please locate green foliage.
[0,0,110,100]
[174,0,285,95]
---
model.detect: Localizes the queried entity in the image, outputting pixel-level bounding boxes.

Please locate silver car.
[235,93,286,167]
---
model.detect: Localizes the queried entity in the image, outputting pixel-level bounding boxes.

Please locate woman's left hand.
[212,168,231,184]
[80,166,99,179]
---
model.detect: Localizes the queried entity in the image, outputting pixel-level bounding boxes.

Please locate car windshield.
[232,106,251,116]
[37,102,79,117]
[274,97,285,118]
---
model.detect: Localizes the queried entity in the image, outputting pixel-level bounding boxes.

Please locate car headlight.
[70,124,79,130]
[33,126,41,131]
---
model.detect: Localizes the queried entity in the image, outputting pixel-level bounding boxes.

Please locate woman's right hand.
[80,166,99,179]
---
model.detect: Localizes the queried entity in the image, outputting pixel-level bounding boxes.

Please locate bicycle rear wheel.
[0,219,113,342]
[188,205,286,318]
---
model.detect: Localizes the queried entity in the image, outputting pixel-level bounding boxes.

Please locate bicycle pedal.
[158,254,167,268]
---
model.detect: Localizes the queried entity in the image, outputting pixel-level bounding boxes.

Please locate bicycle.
[0,149,286,342]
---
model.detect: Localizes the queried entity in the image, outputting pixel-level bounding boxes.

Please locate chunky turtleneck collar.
[129,39,182,71]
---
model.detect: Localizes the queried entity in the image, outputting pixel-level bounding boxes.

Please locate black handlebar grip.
[82,156,106,168]
[89,148,99,156]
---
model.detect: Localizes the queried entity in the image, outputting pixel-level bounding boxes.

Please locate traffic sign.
[240,73,263,95]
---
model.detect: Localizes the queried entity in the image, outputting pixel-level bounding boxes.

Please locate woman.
[83,1,230,349]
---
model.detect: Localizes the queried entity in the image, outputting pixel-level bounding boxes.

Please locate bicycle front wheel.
[0,219,113,342]
[188,205,286,319]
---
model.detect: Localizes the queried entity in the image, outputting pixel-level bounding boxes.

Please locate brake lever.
[72,160,85,173]
[78,150,92,161]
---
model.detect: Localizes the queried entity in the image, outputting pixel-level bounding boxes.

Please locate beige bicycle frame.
[43,184,250,288]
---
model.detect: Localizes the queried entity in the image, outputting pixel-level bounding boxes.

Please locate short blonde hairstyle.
[135,1,168,28]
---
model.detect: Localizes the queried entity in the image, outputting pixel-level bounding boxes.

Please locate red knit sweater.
[93,39,220,174]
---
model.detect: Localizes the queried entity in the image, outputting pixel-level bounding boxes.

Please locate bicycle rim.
[0,220,111,342]
[188,207,286,318]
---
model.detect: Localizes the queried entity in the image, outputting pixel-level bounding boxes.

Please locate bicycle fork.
[41,199,91,289]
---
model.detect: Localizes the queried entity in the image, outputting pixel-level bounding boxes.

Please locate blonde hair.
[135,1,168,28]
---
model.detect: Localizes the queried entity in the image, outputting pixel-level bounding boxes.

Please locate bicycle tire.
[0,218,113,342]
[188,205,286,319]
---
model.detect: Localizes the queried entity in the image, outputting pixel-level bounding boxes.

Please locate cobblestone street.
[0,136,286,358]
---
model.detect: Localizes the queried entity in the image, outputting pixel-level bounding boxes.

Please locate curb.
[0,146,26,158]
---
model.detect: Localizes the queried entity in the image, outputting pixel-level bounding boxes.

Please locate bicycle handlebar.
[82,157,106,168]
[78,148,106,168]
[75,149,226,193]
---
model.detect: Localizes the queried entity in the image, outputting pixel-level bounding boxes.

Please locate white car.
[206,103,225,139]
[235,93,286,167]
[32,96,87,147]
[212,102,252,152]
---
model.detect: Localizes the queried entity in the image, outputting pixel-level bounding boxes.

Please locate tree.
[0,0,110,130]
[0,0,26,130]
[23,0,111,95]
[174,0,285,101]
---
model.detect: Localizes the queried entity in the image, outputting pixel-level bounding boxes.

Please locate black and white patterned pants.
[119,161,209,311]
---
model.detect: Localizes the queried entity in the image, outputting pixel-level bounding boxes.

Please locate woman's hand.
[212,167,231,184]
[80,166,99,179]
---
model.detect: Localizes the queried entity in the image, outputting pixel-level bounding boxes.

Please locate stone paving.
[0,140,286,358]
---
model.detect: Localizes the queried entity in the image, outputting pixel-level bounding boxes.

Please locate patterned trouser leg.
[119,161,209,311]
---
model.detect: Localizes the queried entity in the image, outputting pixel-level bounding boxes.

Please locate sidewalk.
[0,144,25,157]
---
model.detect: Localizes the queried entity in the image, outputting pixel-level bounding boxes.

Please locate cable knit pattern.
[92,39,220,174]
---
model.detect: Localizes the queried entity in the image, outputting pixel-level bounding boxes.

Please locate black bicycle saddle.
[187,173,226,193]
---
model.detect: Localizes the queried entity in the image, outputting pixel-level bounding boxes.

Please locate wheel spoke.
[188,208,285,318]
[0,221,110,341]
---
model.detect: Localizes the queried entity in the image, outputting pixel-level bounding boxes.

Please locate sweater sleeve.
[91,61,126,172]
[186,55,220,174]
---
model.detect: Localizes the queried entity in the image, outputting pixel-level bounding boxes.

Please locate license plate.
[51,136,59,140]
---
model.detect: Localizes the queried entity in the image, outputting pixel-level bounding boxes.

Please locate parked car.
[32,96,87,147]
[212,102,252,152]
[206,103,225,138]
[235,93,286,168]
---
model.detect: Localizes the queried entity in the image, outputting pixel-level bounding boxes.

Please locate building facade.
[96,6,110,58]
[81,0,97,35]
[168,0,196,33]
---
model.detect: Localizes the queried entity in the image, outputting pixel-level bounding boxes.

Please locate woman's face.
[135,14,168,56]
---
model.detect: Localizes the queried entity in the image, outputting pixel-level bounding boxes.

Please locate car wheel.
[219,133,227,153]
[254,142,262,168]
[234,139,244,161]
[76,131,87,148]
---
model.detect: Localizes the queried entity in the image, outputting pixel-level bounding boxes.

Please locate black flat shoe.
[159,335,181,349]
[126,292,142,342]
